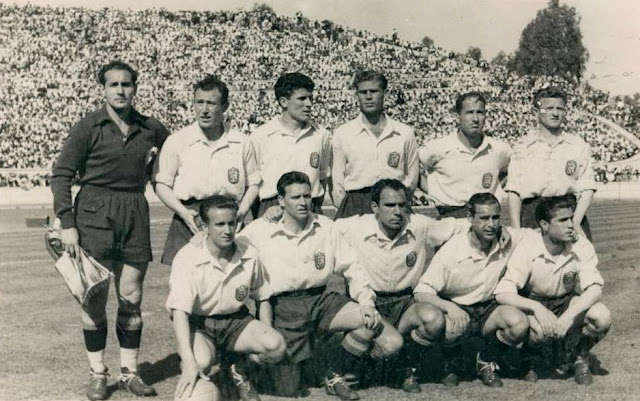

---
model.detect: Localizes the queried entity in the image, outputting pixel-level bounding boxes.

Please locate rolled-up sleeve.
[576,144,597,193]
[250,259,273,301]
[165,252,196,314]
[494,242,531,295]
[574,239,604,293]
[153,136,180,188]
[414,251,446,296]
[331,226,376,306]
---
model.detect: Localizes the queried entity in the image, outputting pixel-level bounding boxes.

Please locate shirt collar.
[530,234,576,271]
[186,122,238,148]
[448,130,491,155]
[267,116,316,140]
[456,229,506,263]
[362,214,416,243]
[356,113,399,141]
[271,213,323,238]
[524,130,575,147]
[192,238,254,272]
[91,105,149,129]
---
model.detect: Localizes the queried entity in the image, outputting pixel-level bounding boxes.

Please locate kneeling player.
[414,193,530,387]
[495,195,611,384]
[167,196,286,401]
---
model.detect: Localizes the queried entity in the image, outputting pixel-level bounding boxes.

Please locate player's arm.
[405,131,419,196]
[556,284,602,338]
[238,185,259,225]
[573,189,594,235]
[155,182,200,234]
[507,192,523,229]
[171,309,200,398]
[573,144,596,230]
[330,133,347,207]
[257,299,273,327]
[238,140,262,225]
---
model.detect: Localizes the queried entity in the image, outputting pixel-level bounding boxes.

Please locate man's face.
[541,207,575,243]
[279,183,312,222]
[372,187,407,233]
[468,202,501,243]
[458,97,486,140]
[103,69,136,112]
[356,80,385,117]
[536,97,566,131]
[194,88,228,131]
[205,207,237,250]
[280,88,313,124]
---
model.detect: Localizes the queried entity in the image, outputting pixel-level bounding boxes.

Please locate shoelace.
[89,371,108,390]
[479,361,500,373]
[326,375,348,389]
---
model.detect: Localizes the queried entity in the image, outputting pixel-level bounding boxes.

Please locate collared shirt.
[419,131,511,207]
[494,232,603,298]
[250,117,331,199]
[238,214,376,306]
[153,122,260,201]
[414,227,528,306]
[505,130,596,199]
[166,238,272,316]
[334,214,469,293]
[331,114,419,206]
[51,105,170,228]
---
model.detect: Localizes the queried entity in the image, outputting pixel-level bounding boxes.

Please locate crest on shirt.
[406,251,417,268]
[388,152,401,168]
[482,172,493,189]
[235,285,249,302]
[228,167,240,184]
[562,270,577,290]
[565,160,577,176]
[314,252,326,270]
[310,152,320,169]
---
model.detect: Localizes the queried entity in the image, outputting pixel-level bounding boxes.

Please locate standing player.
[419,92,511,218]
[239,172,401,400]
[51,61,169,400]
[331,70,419,218]
[154,75,260,266]
[168,196,286,401]
[414,193,530,388]
[250,73,331,217]
[333,179,470,393]
[506,87,596,240]
[495,195,611,384]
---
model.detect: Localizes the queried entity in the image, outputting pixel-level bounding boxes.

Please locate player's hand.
[175,361,200,399]
[189,231,207,248]
[60,227,80,259]
[554,315,575,338]
[445,305,470,338]
[179,208,200,235]
[360,306,381,331]
[532,305,558,338]
[263,205,283,223]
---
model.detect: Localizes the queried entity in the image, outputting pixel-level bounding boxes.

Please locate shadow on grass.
[139,352,181,385]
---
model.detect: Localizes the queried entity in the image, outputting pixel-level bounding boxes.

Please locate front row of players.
[167,172,610,400]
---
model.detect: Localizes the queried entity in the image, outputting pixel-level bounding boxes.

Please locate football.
[174,378,220,401]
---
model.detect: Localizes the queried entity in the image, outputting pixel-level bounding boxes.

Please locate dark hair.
[371,179,406,204]
[199,195,238,225]
[274,72,314,101]
[534,194,576,227]
[533,86,567,107]
[193,74,229,104]
[454,91,487,114]
[466,192,500,216]
[97,60,138,86]
[352,70,388,91]
[276,171,311,196]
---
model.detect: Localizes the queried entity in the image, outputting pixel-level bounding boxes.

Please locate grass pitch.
[0,200,639,401]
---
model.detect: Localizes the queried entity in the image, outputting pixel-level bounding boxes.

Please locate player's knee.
[587,303,611,334]
[118,284,143,306]
[263,332,287,357]
[503,308,529,335]
[417,303,444,329]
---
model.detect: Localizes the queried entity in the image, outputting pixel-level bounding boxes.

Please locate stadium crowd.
[0,4,639,187]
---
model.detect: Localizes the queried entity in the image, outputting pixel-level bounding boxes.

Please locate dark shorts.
[529,293,574,317]
[161,198,206,266]
[459,300,500,335]
[271,286,350,363]
[189,306,254,353]
[334,188,373,220]
[436,205,467,219]
[375,288,415,327]
[75,185,151,264]
[256,196,323,218]
[521,197,592,241]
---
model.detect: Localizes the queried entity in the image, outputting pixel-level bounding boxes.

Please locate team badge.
[482,172,493,189]
[388,152,400,168]
[406,251,417,268]
[565,160,577,176]
[562,271,577,289]
[235,285,249,301]
[309,152,320,169]
[228,167,240,184]
[314,252,326,269]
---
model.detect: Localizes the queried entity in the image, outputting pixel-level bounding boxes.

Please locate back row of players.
[51,61,609,401]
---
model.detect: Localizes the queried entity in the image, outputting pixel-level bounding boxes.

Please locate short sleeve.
[494,240,532,295]
[165,249,196,314]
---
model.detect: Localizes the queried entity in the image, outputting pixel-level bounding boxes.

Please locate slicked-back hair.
[97,60,138,86]
[454,91,487,114]
[353,70,388,91]
[533,86,567,108]
[194,74,229,104]
[466,192,500,216]
[277,171,311,197]
[371,179,407,204]
[534,194,576,227]
[200,195,238,225]
[274,72,314,101]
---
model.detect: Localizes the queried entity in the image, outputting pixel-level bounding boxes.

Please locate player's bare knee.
[262,332,286,355]
[588,303,611,333]
[503,308,528,334]
[417,303,444,329]
[118,286,143,307]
